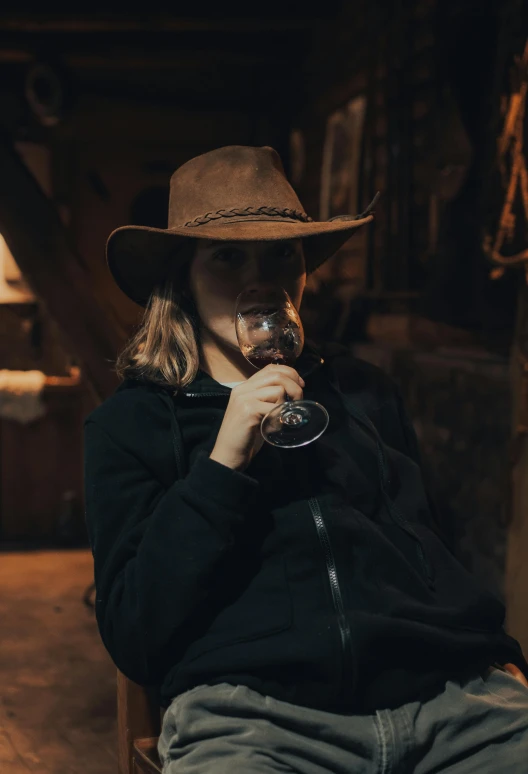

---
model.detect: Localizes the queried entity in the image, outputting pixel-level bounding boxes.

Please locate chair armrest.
[117,670,162,774]
[132,738,162,774]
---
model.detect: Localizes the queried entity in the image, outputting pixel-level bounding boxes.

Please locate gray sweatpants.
[158,666,528,773]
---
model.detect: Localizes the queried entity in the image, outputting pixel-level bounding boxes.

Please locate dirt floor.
[0,549,117,774]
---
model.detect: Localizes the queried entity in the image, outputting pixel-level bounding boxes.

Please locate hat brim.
[106,216,373,307]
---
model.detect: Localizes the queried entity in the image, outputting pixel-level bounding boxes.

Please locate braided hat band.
[182,196,381,229]
[184,206,313,228]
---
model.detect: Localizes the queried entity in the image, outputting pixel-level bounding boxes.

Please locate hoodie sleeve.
[389,389,528,677]
[84,418,259,686]
[374,378,456,556]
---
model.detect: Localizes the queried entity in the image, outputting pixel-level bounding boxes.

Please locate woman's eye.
[273,244,296,259]
[212,249,243,264]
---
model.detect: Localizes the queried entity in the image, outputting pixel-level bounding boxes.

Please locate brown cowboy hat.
[106,145,379,307]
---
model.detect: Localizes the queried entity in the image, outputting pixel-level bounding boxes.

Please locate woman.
[84,146,528,773]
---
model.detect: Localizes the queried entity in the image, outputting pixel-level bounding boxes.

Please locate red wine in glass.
[245,350,297,369]
[235,285,329,448]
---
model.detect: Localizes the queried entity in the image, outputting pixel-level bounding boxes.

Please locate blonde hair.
[114,244,201,390]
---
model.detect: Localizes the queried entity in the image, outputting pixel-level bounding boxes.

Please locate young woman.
[84,146,528,773]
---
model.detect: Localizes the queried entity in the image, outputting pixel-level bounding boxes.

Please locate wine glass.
[235,285,329,447]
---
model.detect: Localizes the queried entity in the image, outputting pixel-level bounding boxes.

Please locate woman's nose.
[246,268,276,287]
[242,281,276,295]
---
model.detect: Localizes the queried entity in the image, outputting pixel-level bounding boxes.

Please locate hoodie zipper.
[183,392,229,398]
[180,354,325,401]
[307,496,353,697]
[182,382,356,685]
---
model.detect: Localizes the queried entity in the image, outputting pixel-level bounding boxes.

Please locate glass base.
[261,400,329,448]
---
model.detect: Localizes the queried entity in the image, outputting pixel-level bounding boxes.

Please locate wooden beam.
[0,49,30,62]
[0,136,122,403]
[0,47,294,71]
[54,50,295,70]
[0,45,303,69]
[0,15,317,33]
[0,49,295,68]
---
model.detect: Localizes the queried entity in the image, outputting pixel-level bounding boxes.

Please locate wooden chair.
[117,670,163,774]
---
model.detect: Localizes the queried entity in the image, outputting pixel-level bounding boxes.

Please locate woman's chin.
[203,329,242,358]
[215,334,241,355]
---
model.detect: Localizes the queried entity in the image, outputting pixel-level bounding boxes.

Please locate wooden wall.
[55,96,259,331]
[0,300,86,544]
[295,0,436,302]
[294,0,518,347]
[0,64,292,543]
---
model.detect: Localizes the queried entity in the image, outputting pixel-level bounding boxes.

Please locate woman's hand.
[502,663,528,688]
[210,364,304,472]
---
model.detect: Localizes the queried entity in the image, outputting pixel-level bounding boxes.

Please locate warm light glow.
[0,234,35,303]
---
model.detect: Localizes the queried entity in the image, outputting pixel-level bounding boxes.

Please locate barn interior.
[0,2,527,773]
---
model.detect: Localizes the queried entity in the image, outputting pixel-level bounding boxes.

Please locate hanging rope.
[483,38,528,272]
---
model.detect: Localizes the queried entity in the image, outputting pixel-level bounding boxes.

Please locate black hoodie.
[83,341,527,713]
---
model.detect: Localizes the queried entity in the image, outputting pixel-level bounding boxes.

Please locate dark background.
[0,0,526,596]
[0,5,527,772]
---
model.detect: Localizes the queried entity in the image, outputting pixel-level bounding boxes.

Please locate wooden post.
[0,134,122,403]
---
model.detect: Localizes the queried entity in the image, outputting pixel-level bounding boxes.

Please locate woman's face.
[188,238,306,351]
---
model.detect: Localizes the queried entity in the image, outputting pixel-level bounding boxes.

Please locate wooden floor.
[0,549,117,774]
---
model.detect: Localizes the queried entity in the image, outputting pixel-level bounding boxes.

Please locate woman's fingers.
[502,663,528,688]
[250,380,304,405]
[253,364,305,388]
[210,366,304,472]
